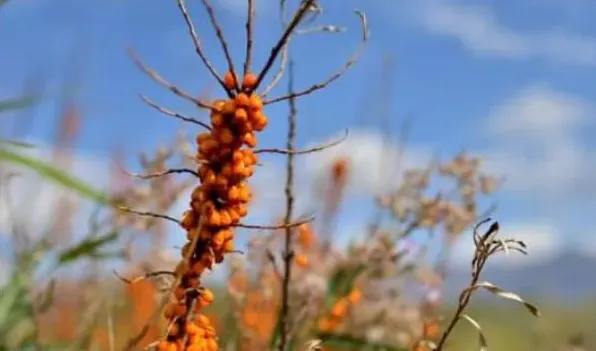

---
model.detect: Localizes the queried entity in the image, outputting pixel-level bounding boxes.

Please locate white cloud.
[450,222,561,267]
[0,143,111,239]
[481,84,596,199]
[303,129,433,196]
[401,0,596,65]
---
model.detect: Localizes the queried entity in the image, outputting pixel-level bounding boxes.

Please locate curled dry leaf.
[459,314,488,351]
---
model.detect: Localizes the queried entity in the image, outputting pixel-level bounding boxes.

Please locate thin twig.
[235,216,312,230]
[116,205,181,226]
[260,0,291,97]
[113,270,176,284]
[251,0,318,93]
[176,0,231,96]
[278,59,297,351]
[244,0,255,76]
[139,94,211,130]
[265,10,369,105]
[128,48,212,109]
[201,0,239,92]
[255,129,348,155]
[119,165,199,180]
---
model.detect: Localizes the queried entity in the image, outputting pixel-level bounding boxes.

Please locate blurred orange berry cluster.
[318,289,362,333]
[158,72,267,351]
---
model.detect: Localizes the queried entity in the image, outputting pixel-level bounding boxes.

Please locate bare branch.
[113,270,175,284]
[120,166,199,180]
[251,0,318,92]
[139,94,211,130]
[201,0,239,92]
[255,128,348,155]
[175,0,231,95]
[235,216,313,230]
[278,59,298,351]
[116,205,181,226]
[265,10,369,105]
[128,48,211,109]
[244,0,255,76]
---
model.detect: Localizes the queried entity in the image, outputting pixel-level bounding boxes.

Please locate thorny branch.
[251,0,318,92]
[264,10,369,105]
[128,48,212,109]
[200,0,239,92]
[255,129,348,155]
[139,94,211,130]
[119,166,199,180]
[244,0,255,76]
[175,0,231,96]
[278,59,298,351]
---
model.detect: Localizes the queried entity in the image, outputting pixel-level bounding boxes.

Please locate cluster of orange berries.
[157,72,267,351]
[318,289,362,332]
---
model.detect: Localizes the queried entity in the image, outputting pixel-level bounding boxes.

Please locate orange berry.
[200,289,214,305]
[252,113,268,131]
[181,210,196,230]
[224,71,236,90]
[223,239,234,252]
[234,108,248,123]
[242,72,258,90]
[248,94,263,110]
[173,303,187,316]
[192,261,207,275]
[242,132,257,147]
[217,127,235,145]
[347,289,362,304]
[220,209,232,226]
[330,299,348,318]
[206,339,218,351]
[221,99,236,115]
[235,93,250,106]
[210,112,224,127]
[156,341,169,351]
[295,254,308,267]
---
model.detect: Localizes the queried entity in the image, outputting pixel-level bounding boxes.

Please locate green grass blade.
[0,148,110,204]
[0,94,42,113]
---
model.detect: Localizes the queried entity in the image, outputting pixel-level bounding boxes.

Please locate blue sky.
[2,0,596,275]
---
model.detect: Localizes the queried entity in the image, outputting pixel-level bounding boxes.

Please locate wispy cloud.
[482,84,596,200]
[395,0,596,65]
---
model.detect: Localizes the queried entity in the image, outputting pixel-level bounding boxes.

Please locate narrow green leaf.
[0,94,42,113]
[36,279,56,313]
[57,231,119,265]
[325,263,366,307]
[0,139,36,148]
[0,149,110,204]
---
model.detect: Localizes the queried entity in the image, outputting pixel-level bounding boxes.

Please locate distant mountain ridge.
[444,249,596,301]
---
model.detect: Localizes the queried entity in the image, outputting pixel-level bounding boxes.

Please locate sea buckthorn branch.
[254,128,348,155]
[278,59,298,351]
[200,0,239,92]
[139,95,211,130]
[128,48,213,110]
[175,0,232,96]
[117,205,181,226]
[119,167,200,180]
[260,0,325,97]
[264,10,369,105]
[113,270,176,285]
[244,0,255,76]
[250,0,319,93]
